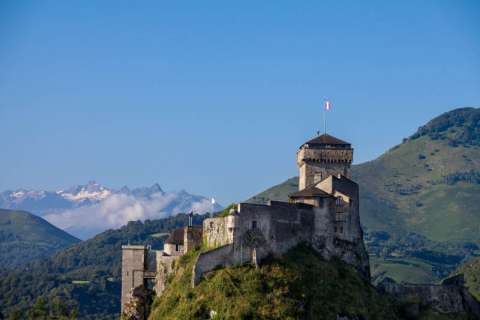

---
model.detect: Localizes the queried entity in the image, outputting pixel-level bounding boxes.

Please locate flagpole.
[323,100,327,135]
[324,103,326,134]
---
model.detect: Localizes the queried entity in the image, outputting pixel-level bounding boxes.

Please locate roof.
[302,134,351,148]
[187,227,203,244]
[289,185,334,199]
[165,228,185,245]
[164,226,203,245]
[331,175,358,198]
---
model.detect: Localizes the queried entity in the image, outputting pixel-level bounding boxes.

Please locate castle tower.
[183,226,203,253]
[297,134,353,190]
[121,245,147,315]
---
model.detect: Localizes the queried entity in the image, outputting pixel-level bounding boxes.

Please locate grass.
[149,232,170,238]
[371,257,437,284]
[150,244,401,320]
[455,256,480,301]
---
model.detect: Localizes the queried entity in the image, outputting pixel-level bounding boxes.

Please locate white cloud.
[44,192,219,239]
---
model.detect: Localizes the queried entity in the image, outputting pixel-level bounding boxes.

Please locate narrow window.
[252,221,257,229]
[175,244,179,251]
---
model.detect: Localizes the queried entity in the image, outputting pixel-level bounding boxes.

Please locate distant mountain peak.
[410,107,480,146]
[62,181,112,202]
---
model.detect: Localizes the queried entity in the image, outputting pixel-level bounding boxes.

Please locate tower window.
[175,244,179,251]
[251,221,257,229]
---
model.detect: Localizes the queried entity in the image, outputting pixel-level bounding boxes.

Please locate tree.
[29,298,48,320]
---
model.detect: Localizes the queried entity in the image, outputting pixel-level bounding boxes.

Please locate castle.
[121,133,370,316]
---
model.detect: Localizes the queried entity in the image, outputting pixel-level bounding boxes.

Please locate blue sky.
[1,0,479,204]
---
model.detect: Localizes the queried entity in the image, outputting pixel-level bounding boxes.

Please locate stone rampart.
[203,215,234,249]
[192,244,234,286]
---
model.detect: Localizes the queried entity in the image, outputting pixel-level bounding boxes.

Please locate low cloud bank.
[44,192,219,239]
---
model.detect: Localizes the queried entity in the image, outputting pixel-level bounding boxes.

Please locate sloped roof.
[289,185,334,199]
[303,134,351,147]
[165,226,203,245]
[331,175,358,198]
[187,227,203,244]
[165,228,185,245]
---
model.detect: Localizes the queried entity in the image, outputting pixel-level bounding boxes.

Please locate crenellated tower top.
[297,134,353,190]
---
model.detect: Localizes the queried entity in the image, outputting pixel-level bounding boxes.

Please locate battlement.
[297,134,354,189]
[121,131,370,316]
[122,245,147,250]
[297,148,353,165]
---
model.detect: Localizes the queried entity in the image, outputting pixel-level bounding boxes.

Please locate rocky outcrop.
[121,285,154,320]
[378,275,480,318]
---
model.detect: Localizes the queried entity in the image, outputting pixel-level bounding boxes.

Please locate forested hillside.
[0,214,205,319]
[0,209,79,268]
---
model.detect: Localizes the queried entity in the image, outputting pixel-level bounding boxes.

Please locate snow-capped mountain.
[0,181,222,239]
[61,181,112,203]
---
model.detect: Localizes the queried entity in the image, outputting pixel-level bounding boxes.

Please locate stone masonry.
[192,133,370,286]
[121,133,371,314]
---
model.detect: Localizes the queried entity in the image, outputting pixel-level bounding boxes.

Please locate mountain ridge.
[0,182,222,239]
[0,209,80,268]
[248,107,480,284]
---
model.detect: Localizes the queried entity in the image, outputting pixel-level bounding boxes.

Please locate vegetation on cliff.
[456,256,480,301]
[150,244,477,320]
[0,209,80,268]
[150,244,401,320]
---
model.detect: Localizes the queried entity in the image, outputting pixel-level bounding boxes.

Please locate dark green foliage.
[0,214,206,319]
[455,256,480,301]
[410,107,480,146]
[366,230,478,285]
[0,209,79,268]
[441,170,480,185]
[4,297,78,320]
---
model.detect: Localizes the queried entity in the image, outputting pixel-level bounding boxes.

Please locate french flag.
[325,100,331,110]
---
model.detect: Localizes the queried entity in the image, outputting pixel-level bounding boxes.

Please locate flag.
[325,101,331,111]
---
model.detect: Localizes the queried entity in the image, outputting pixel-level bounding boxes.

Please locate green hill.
[150,244,400,320]
[0,213,206,319]
[354,107,480,242]
[0,209,80,268]
[248,108,480,284]
[150,244,473,320]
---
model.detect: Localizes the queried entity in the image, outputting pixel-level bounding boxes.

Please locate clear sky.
[1,0,479,204]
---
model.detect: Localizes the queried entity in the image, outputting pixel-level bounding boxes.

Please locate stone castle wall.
[297,148,352,189]
[193,199,370,286]
[155,255,178,296]
[121,245,147,314]
[192,244,235,286]
[203,215,235,248]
